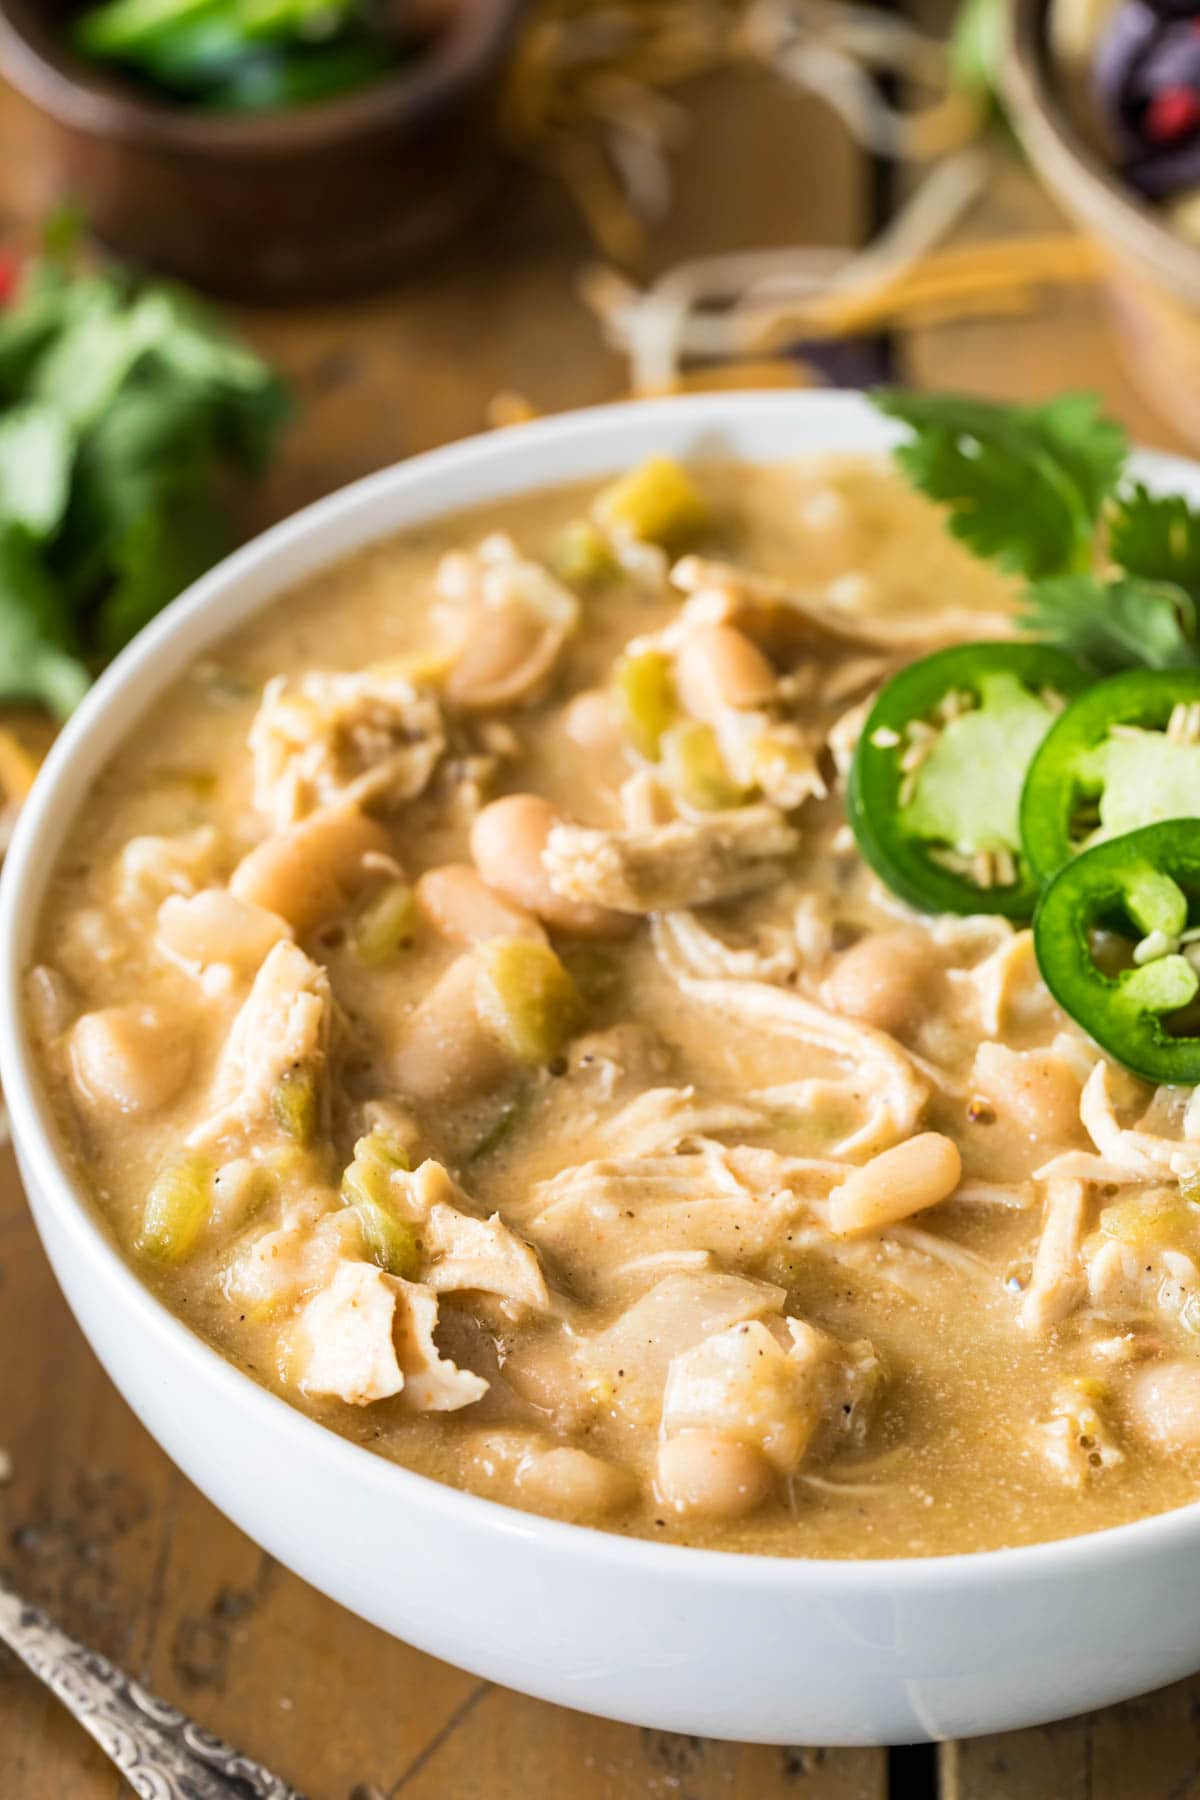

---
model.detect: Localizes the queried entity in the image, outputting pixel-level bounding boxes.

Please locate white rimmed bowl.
[5,391,1200,1748]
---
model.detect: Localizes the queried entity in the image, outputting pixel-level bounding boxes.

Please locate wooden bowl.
[1007,0,1200,442]
[0,0,524,300]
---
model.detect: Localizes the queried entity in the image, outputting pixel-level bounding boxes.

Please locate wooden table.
[1,49,1198,1800]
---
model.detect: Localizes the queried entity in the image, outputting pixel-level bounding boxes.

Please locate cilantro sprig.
[0,238,287,716]
[874,389,1200,678]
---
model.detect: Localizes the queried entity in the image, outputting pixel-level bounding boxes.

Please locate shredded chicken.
[653,908,802,985]
[296,1260,408,1404]
[528,1139,833,1273]
[951,927,1038,1038]
[1021,1177,1090,1335]
[1084,1235,1200,1332]
[188,940,334,1152]
[577,1270,788,1427]
[296,1261,487,1411]
[114,827,222,912]
[1030,1380,1124,1488]
[392,1281,491,1411]
[598,1086,768,1155]
[225,1198,361,1311]
[250,670,446,828]
[436,535,580,711]
[392,1159,550,1318]
[662,1318,842,1471]
[656,969,929,1158]
[544,805,799,913]
[1081,1062,1200,1181]
[826,698,871,779]
[1034,1151,1147,1187]
[669,555,1014,657]
[711,709,826,811]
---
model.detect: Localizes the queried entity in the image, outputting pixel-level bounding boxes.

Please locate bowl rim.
[0,0,521,156]
[1005,0,1200,301]
[9,385,1200,1592]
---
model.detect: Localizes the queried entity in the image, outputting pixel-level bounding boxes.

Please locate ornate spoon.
[0,1573,308,1799]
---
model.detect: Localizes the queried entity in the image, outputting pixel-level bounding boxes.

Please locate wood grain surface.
[1,43,1198,1800]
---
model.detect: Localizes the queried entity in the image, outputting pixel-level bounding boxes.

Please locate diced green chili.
[474,937,585,1066]
[352,880,417,965]
[1099,1190,1200,1249]
[341,1130,421,1279]
[660,720,745,810]
[612,647,677,761]
[548,519,619,590]
[137,1152,213,1264]
[271,1063,319,1145]
[593,456,708,550]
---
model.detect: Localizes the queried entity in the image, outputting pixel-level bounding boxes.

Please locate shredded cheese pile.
[502,0,1105,394]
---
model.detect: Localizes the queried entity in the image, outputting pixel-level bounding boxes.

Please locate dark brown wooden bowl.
[0,0,525,300]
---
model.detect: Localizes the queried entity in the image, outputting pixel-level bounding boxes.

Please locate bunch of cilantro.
[873,389,1200,676]
[0,241,287,717]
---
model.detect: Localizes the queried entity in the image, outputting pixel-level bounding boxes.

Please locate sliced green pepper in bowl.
[848,642,1089,919]
[1033,819,1200,1085]
[1021,668,1200,885]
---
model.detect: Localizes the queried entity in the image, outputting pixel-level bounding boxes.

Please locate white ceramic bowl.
[5,391,1200,1748]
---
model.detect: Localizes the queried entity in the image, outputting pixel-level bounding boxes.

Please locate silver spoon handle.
[0,1574,308,1799]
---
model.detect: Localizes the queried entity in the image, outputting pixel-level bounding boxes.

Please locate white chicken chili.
[31,454,1200,1557]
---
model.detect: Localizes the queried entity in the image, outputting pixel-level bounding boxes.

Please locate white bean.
[416,863,546,947]
[654,1429,773,1521]
[390,954,510,1103]
[515,1446,636,1520]
[444,606,556,710]
[823,930,939,1037]
[230,804,394,933]
[68,1007,191,1117]
[675,623,776,720]
[470,794,631,939]
[158,888,291,970]
[973,1043,1083,1145]
[561,688,621,753]
[828,1132,962,1237]
[1126,1361,1200,1455]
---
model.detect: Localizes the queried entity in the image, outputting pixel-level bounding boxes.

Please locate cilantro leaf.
[1024,391,1129,519]
[1020,574,1200,676]
[0,244,289,716]
[0,262,88,403]
[31,283,179,431]
[1108,483,1200,593]
[56,372,226,604]
[873,390,1127,578]
[0,526,90,718]
[97,476,229,656]
[0,405,73,538]
[142,285,289,472]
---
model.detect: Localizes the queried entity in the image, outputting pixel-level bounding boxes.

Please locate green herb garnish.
[874,390,1128,579]
[1108,483,1200,591]
[1019,575,1199,676]
[0,238,287,715]
[874,388,1200,677]
[71,1,405,113]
